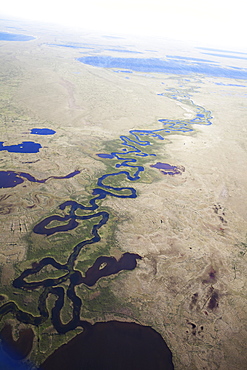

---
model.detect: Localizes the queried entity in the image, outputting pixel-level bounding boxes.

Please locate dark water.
[32,214,79,235]
[40,321,174,370]
[150,162,185,175]
[0,32,35,41]
[0,324,34,361]
[0,171,24,188]
[0,141,42,153]
[30,128,56,135]
[0,324,35,369]
[75,253,142,286]
[10,252,141,334]
[0,170,80,188]
[12,252,140,292]
[77,55,247,79]
[0,349,32,370]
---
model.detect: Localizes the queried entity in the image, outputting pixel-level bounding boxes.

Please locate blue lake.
[0,141,42,153]
[30,128,56,135]
[97,153,115,159]
[0,32,35,41]
[77,56,247,79]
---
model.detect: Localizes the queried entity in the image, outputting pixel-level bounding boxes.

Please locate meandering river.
[0,88,212,368]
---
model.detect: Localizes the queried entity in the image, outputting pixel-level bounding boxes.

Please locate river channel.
[0,88,212,368]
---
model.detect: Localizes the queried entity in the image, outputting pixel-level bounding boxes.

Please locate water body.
[196,47,247,55]
[48,43,94,50]
[202,52,247,60]
[102,35,125,39]
[97,153,115,159]
[75,253,142,287]
[150,162,185,175]
[0,348,31,370]
[0,32,35,41]
[0,141,42,153]
[0,170,80,188]
[6,252,141,335]
[30,128,56,135]
[166,55,218,63]
[33,214,79,235]
[0,324,34,360]
[40,321,174,370]
[77,56,247,79]
[34,92,211,236]
[215,82,246,87]
[106,48,142,54]
[113,70,133,73]
[13,253,141,292]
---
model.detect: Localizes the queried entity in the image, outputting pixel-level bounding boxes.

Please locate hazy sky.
[1,0,246,49]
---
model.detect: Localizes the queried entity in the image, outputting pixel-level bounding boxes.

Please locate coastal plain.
[0,19,247,369]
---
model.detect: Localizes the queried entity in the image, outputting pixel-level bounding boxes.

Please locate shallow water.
[0,31,35,41]
[77,55,247,79]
